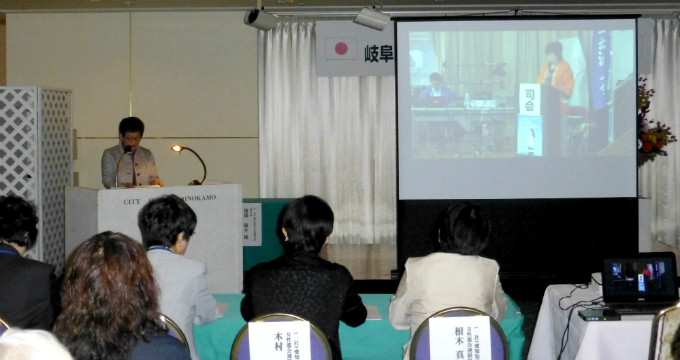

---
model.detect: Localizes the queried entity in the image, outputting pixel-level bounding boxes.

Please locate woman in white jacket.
[388,202,507,360]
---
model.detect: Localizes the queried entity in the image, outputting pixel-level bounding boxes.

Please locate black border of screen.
[393,15,641,274]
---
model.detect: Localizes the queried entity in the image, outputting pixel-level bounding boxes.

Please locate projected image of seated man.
[417,72,455,107]
[408,32,520,159]
[412,72,465,155]
[403,26,637,163]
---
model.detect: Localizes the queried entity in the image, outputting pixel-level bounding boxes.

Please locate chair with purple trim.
[409,307,509,360]
[160,314,188,347]
[0,317,9,336]
[230,313,332,360]
[648,302,680,360]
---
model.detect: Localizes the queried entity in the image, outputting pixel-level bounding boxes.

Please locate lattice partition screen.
[0,87,72,275]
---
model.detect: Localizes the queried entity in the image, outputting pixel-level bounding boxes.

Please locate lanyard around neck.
[148,246,173,254]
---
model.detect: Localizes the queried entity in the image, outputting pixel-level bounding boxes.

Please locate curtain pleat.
[259,19,397,244]
[640,19,680,248]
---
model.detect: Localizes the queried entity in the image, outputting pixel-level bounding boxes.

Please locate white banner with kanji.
[429,316,492,360]
[519,83,541,116]
[242,203,262,247]
[249,321,311,360]
[316,21,395,77]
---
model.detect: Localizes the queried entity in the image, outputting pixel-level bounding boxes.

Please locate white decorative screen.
[0,87,72,275]
[0,88,38,199]
[39,89,72,274]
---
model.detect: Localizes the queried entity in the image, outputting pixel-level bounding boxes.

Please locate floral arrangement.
[638,77,677,167]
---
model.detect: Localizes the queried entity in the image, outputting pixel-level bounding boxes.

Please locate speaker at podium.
[65,184,243,293]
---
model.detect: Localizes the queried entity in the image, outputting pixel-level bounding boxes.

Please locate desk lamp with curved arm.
[171,145,206,185]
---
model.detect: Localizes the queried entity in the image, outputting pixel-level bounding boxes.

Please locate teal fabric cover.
[194,293,524,360]
[242,198,292,271]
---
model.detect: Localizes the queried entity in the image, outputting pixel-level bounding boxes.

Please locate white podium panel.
[66,184,243,293]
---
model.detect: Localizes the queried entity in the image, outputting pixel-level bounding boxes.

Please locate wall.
[652,241,680,276]
[0,20,5,85]
[7,12,259,197]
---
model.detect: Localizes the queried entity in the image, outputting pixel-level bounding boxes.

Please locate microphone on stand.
[171,145,206,186]
[115,146,133,188]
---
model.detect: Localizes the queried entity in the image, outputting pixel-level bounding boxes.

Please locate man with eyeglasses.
[101,116,164,189]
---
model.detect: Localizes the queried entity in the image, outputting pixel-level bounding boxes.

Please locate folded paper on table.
[217,303,228,318]
[365,305,381,320]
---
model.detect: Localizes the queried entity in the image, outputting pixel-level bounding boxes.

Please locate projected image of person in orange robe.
[537,41,575,115]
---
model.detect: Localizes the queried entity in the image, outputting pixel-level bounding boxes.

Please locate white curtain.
[639,19,680,248]
[259,19,397,244]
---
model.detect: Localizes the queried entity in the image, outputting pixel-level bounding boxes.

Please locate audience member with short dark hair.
[241,195,367,360]
[138,195,218,360]
[53,232,190,360]
[0,329,73,360]
[0,195,59,330]
[389,202,507,360]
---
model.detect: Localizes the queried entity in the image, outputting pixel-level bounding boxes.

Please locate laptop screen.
[603,253,678,302]
[427,96,445,107]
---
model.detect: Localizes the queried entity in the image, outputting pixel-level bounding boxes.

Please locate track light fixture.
[244,9,278,31]
[353,7,390,31]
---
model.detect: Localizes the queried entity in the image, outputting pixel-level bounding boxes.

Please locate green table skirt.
[194,293,525,360]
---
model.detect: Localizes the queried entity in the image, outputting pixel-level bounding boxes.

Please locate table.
[528,285,653,360]
[411,107,517,156]
[194,293,525,360]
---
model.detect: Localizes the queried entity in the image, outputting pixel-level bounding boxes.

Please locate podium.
[65,184,243,293]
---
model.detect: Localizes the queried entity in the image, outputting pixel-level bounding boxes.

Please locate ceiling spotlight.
[353,7,390,31]
[244,9,278,31]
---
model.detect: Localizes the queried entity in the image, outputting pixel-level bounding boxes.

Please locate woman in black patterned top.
[241,195,367,360]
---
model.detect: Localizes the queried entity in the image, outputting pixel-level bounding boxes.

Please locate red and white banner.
[316,21,395,77]
[325,37,358,60]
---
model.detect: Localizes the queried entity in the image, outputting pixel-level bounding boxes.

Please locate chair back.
[0,317,9,335]
[409,307,509,360]
[231,313,332,360]
[649,303,680,360]
[160,314,188,347]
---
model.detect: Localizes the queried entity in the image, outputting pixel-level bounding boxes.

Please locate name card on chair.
[249,321,311,360]
[429,316,491,360]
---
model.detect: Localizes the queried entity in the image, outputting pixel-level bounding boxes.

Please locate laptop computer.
[427,96,446,107]
[602,252,679,315]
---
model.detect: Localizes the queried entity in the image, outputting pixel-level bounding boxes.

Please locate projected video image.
[610,260,672,296]
[407,28,636,159]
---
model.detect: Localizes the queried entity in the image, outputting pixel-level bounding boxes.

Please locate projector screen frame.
[392,15,641,282]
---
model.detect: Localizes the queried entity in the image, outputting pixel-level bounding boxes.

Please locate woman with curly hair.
[0,195,59,330]
[53,232,190,360]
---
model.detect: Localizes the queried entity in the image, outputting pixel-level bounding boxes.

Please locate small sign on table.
[429,316,492,360]
[242,203,262,247]
[249,321,311,360]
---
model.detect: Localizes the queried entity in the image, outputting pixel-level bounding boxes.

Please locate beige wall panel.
[75,138,259,197]
[130,12,258,138]
[7,13,131,137]
[0,22,6,86]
